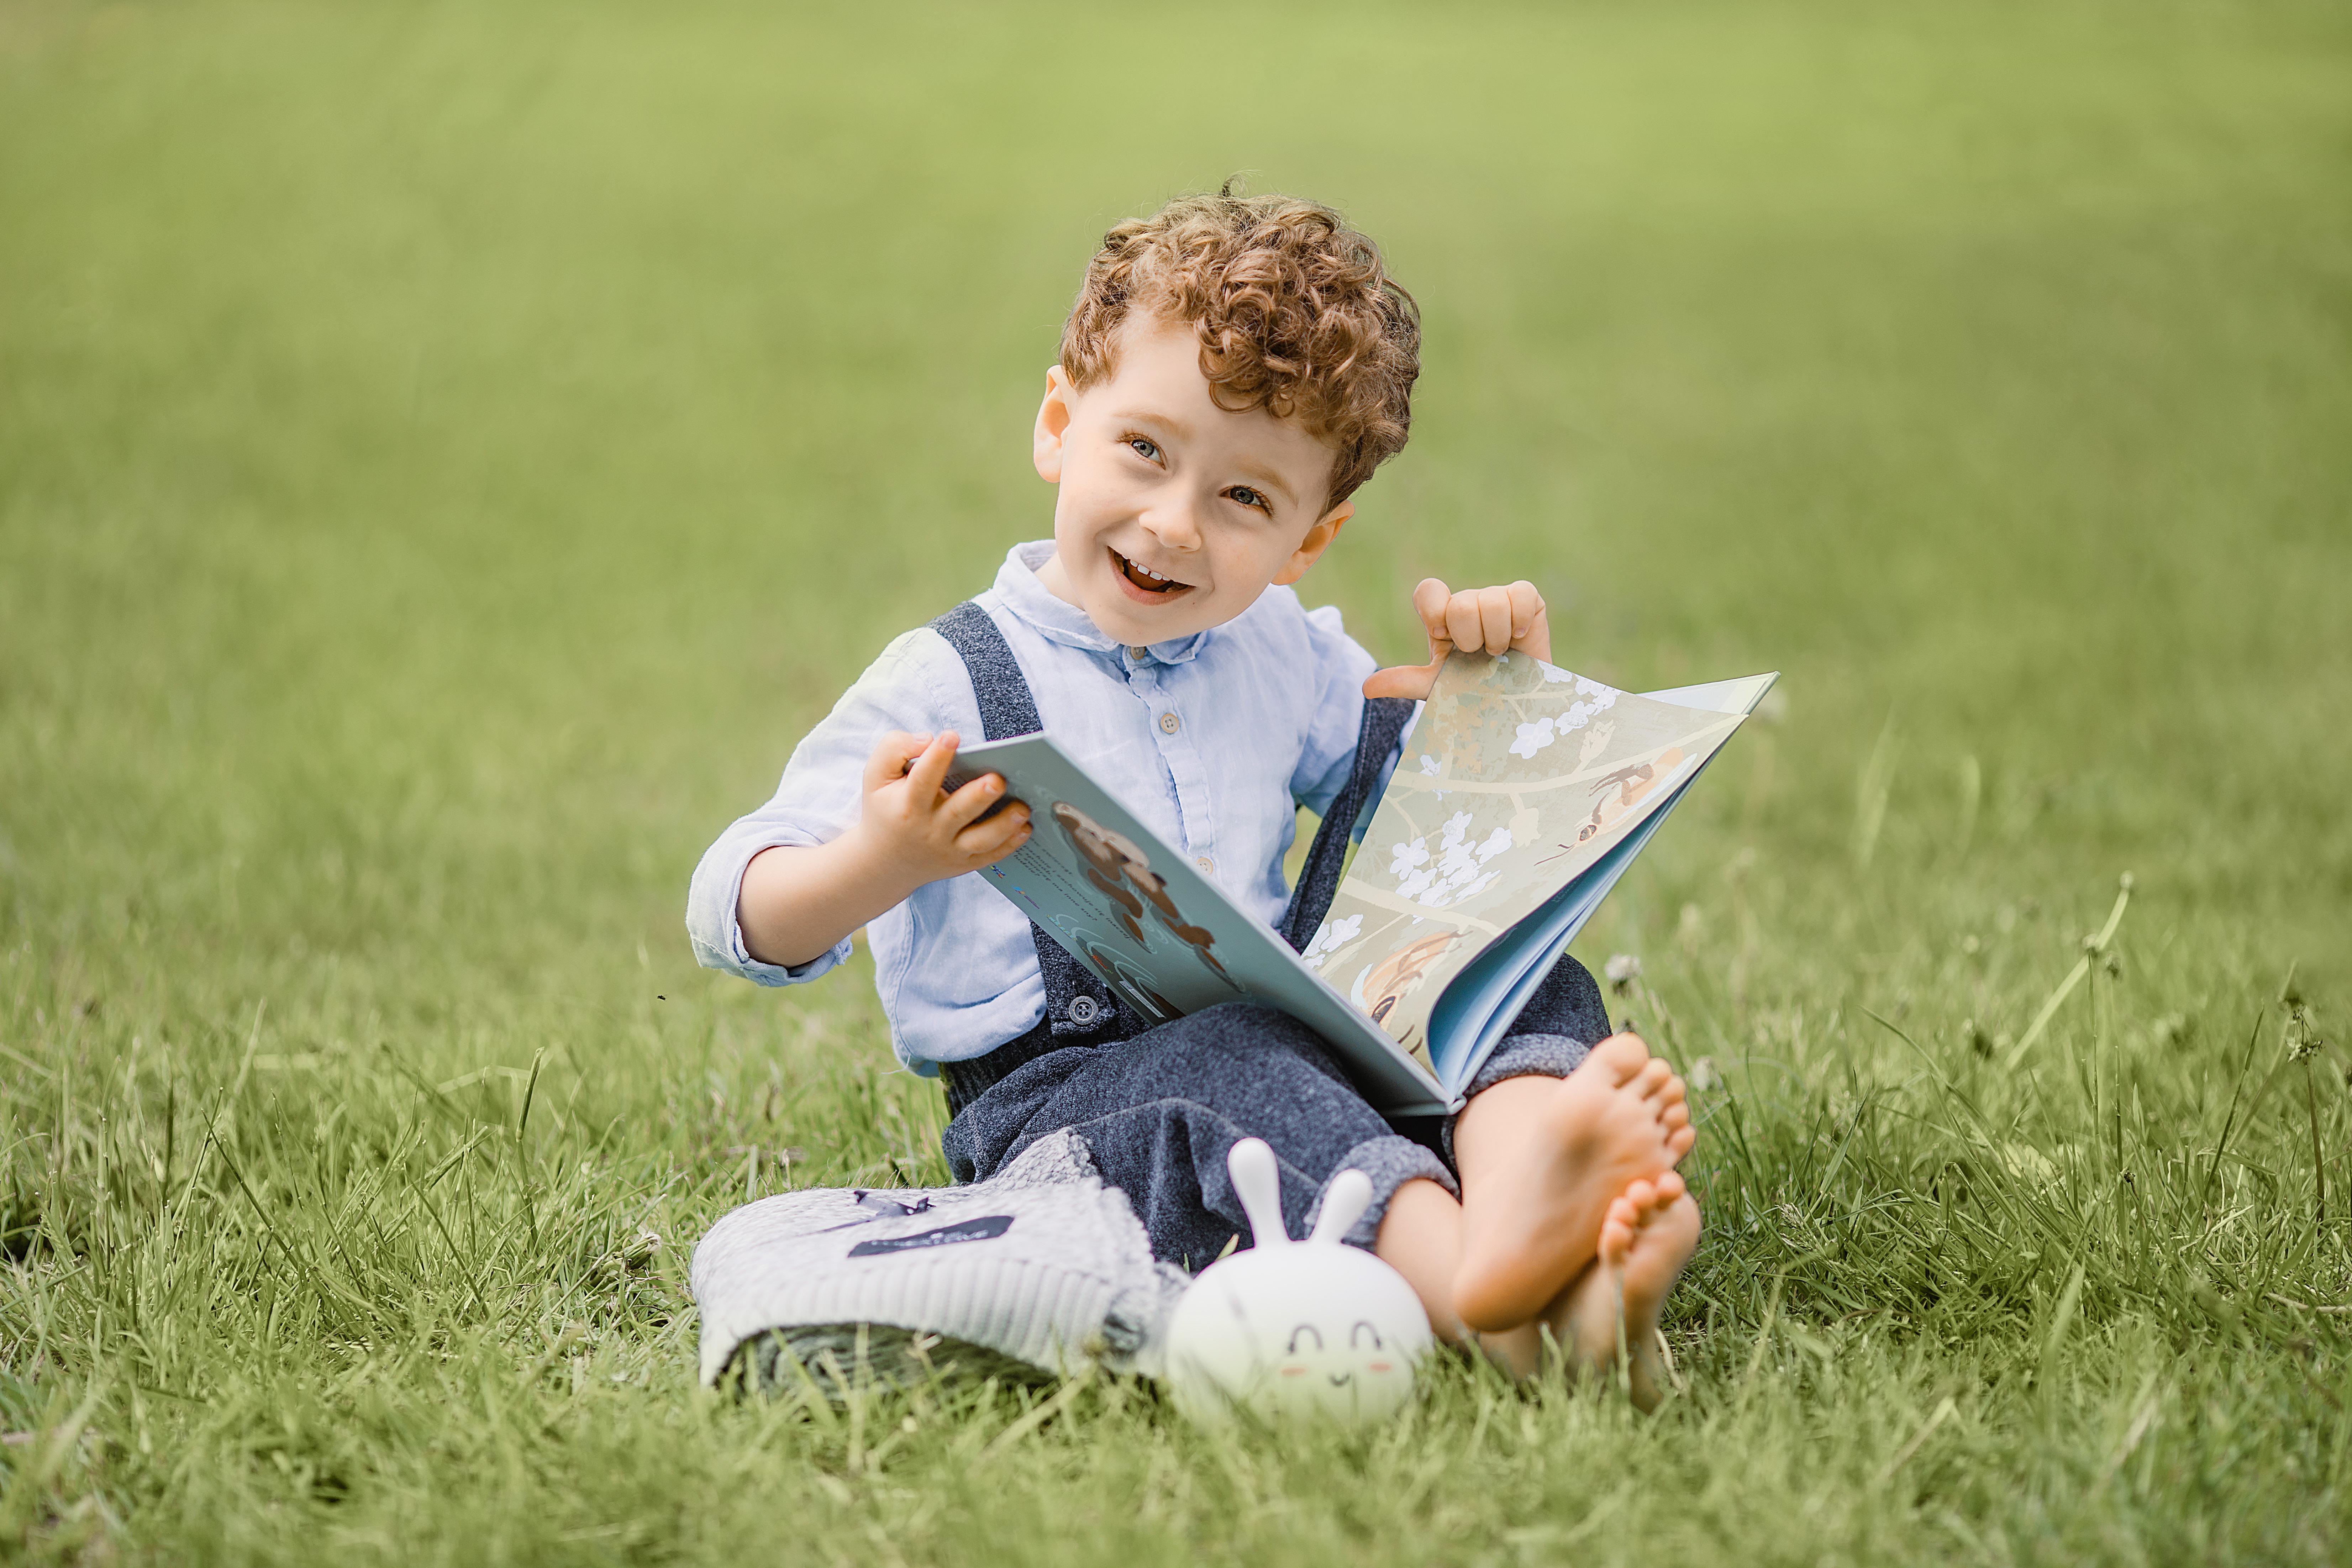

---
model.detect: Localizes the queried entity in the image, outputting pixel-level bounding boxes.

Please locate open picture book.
[948,652,1777,1116]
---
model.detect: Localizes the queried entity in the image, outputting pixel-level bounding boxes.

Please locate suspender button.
[1067,995,1101,1025]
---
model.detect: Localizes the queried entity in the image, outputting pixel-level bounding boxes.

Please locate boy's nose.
[1137,501,1204,552]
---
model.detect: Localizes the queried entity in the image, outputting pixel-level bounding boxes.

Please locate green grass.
[4,0,2350,1559]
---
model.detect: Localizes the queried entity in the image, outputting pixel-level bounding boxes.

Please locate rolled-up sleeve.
[685,629,957,986]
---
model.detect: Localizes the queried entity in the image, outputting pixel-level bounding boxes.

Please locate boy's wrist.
[832,818,939,908]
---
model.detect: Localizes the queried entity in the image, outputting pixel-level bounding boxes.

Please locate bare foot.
[1452,1035,1692,1332]
[1544,1171,1701,1411]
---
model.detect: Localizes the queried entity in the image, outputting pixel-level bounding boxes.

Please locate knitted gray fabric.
[691,1131,1187,1389]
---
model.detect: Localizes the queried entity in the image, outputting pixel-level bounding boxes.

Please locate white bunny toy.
[1163,1138,1434,1427]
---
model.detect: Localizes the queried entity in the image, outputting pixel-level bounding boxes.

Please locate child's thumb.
[1362,658,1443,701]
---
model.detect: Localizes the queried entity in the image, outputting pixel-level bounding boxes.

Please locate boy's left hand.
[1363,578,1550,700]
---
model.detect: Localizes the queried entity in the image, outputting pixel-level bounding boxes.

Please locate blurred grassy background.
[3,0,2350,1561]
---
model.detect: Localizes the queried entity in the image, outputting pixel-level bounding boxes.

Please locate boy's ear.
[1272,500,1351,586]
[1033,366,1074,483]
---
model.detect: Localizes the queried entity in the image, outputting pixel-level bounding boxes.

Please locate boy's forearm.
[736,831,922,969]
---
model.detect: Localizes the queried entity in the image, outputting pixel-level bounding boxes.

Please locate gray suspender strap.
[1278,695,1414,952]
[930,601,1051,754]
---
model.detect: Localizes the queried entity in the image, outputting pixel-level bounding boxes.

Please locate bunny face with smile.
[1268,1316,1410,1401]
[1031,313,1353,648]
[1165,1140,1434,1427]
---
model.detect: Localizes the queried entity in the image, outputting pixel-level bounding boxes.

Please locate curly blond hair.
[1059,188,1420,507]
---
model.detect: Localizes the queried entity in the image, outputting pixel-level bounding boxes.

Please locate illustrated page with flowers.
[948,654,1773,1114]
[1300,652,1754,1077]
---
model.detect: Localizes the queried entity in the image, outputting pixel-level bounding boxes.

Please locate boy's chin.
[1091,590,1217,646]
[1080,570,1215,640]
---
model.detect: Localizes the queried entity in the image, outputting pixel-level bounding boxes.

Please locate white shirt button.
[1158,712,1180,735]
[1195,856,1214,873]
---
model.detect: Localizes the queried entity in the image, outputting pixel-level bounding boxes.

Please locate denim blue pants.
[941,957,1611,1271]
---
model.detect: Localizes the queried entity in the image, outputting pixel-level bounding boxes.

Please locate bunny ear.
[1307,1168,1373,1246]
[1226,1138,1291,1249]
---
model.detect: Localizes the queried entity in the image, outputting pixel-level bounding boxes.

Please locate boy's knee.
[1516,955,1610,1045]
[1184,1001,1328,1055]
[1133,1003,1349,1086]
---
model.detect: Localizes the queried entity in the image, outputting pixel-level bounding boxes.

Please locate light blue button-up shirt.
[687,541,1380,1074]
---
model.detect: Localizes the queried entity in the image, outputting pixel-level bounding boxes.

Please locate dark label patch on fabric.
[847,1215,1014,1257]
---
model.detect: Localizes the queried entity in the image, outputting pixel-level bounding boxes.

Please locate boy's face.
[1031,314,1352,646]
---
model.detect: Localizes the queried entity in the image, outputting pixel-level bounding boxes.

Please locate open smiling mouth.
[1111,547,1193,599]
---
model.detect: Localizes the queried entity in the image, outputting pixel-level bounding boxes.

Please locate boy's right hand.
[735,731,1030,970]
[850,731,1032,886]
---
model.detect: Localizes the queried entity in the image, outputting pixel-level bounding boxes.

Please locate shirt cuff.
[685,836,852,986]
[695,925,850,988]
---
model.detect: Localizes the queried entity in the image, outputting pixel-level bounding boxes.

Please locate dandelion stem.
[2003,876,2132,1069]
[2304,1059,2325,1226]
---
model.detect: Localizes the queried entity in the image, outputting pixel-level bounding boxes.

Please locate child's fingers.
[940,772,1010,831]
[1445,589,1489,653]
[1362,658,1443,701]
[903,730,961,798]
[1366,577,1458,700]
[1410,577,1453,645]
[1508,581,1552,663]
[1476,585,1515,654]
[956,803,1032,862]
[863,731,934,794]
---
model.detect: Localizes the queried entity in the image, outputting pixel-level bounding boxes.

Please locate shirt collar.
[994,541,1207,666]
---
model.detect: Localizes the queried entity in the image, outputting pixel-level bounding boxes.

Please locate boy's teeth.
[1117,551,1183,590]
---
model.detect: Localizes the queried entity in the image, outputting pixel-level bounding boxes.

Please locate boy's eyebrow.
[1107,405,1194,439]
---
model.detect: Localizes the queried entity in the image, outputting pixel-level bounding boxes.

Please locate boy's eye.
[1225,486,1269,513]
[1126,437,1162,463]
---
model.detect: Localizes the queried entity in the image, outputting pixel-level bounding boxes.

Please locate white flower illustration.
[1388,837,1428,878]
[1475,827,1514,863]
[1417,754,1442,777]
[1397,866,1438,901]
[1542,663,1575,684]
[1510,717,1556,759]
[1300,912,1363,970]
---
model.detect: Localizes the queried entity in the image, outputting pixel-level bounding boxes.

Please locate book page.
[1300,652,1745,1069]
[945,733,1451,1115]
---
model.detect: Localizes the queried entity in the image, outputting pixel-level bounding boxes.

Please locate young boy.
[688,191,1700,1398]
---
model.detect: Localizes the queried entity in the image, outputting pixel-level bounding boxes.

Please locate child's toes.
[1666,1124,1696,1161]
[1599,1193,1640,1265]
[1660,1100,1690,1135]
[1630,1059,1673,1100]
[1651,1169,1687,1210]
[1587,1034,1651,1084]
